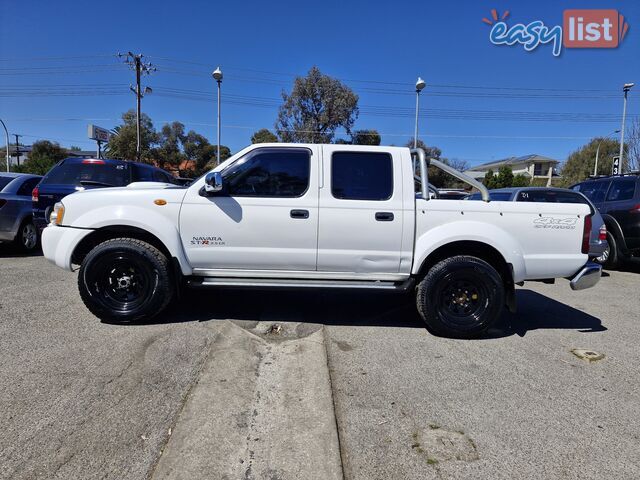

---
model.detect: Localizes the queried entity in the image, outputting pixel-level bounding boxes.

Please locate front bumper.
[569,262,602,291]
[42,225,93,271]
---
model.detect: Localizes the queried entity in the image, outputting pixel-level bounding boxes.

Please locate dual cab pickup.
[42,144,601,338]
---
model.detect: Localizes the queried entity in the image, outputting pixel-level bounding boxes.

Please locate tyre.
[595,231,620,270]
[78,238,174,322]
[15,218,39,252]
[416,255,505,339]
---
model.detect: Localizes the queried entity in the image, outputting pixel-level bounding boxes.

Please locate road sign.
[87,124,111,143]
[612,155,620,175]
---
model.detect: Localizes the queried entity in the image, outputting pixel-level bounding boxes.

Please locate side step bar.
[188,277,414,291]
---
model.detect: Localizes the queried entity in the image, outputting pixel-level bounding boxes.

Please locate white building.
[464,154,560,187]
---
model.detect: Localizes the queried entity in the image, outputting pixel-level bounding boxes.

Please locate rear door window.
[606,178,636,202]
[331,152,393,201]
[41,161,129,187]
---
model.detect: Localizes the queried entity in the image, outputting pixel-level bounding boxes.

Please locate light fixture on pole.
[414,77,426,149]
[619,83,634,173]
[0,119,9,172]
[594,129,620,176]
[212,66,223,165]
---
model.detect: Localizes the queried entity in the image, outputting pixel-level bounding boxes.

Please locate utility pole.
[119,52,155,161]
[414,77,426,149]
[0,119,9,172]
[13,134,22,166]
[619,83,634,173]
[212,67,223,165]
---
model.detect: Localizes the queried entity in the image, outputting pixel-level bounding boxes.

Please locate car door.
[317,146,405,275]
[603,177,638,248]
[179,146,319,271]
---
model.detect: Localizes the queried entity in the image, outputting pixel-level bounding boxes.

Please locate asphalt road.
[1,247,639,479]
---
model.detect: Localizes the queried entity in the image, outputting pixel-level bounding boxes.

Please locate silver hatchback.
[0,173,42,252]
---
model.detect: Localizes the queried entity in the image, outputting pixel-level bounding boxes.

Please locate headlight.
[49,202,65,225]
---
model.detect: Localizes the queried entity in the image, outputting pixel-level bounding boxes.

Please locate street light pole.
[212,66,223,165]
[594,130,620,176]
[0,119,9,172]
[414,77,426,149]
[619,83,634,173]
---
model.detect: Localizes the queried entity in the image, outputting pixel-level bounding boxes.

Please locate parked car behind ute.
[571,174,640,268]
[466,187,608,261]
[0,173,43,252]
[33,157,179,230]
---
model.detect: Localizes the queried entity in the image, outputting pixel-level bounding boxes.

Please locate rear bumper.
[42,225,93,271]
[569,262,602,291]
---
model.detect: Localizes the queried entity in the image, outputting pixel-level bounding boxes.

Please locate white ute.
[42,145,601,338]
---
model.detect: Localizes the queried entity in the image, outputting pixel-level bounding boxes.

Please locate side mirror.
[204,172,223,194]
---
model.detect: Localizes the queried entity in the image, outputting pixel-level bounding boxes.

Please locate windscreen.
[41,162,129,187]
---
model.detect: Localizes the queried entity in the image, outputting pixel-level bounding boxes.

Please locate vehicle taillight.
[598,224,607,241]
[630,204,640,214]
[82,159,105,164]
[32,186,39,203]
[582,214,592,254]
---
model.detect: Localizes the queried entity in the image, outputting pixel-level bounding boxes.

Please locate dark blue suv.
[572,174,640,268]
[32,158,179,230]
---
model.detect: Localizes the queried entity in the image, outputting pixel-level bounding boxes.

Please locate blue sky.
[0,0,638,167]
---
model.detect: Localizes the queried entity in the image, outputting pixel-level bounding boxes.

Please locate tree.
[276,66,359,143]
[512,174,529,187]
[183,131,216,175]
[105,110,159,161]
[16,140,67,175]
[352,129,381,146]
[156,121,187,173]
[251,129,278,144]
[560,137,620,186]
[483,166,526,188]
[69,145,81,151]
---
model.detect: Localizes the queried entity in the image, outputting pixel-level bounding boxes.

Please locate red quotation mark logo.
[563,10,629,48]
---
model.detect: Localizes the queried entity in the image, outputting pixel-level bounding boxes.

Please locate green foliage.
[276,66,359,143]
[484,166,526,189]
[183,131,217,175]
[251,129,278,144]
[16,140,67,175]
[512,174,529,187]
[156,121,186,173]
[105,109,159,161]
[560,137,620,186]
[352,129,381,146]
[105,111,231,177]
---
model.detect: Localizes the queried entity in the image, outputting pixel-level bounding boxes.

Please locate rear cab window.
[41,160,129,187]
[331,151,393,200]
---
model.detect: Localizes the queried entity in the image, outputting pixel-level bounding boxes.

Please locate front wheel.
[15,219,39,252]
[78,238,174,322]
[416,256,505,338]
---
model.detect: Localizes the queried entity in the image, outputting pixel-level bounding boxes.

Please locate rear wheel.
[15,219,38,252]
[78,238,173,322]
[416,256,504,338]
[596,231,620,270]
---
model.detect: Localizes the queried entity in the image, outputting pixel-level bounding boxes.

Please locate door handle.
[290,209,309,219]
[375,212,394,222]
